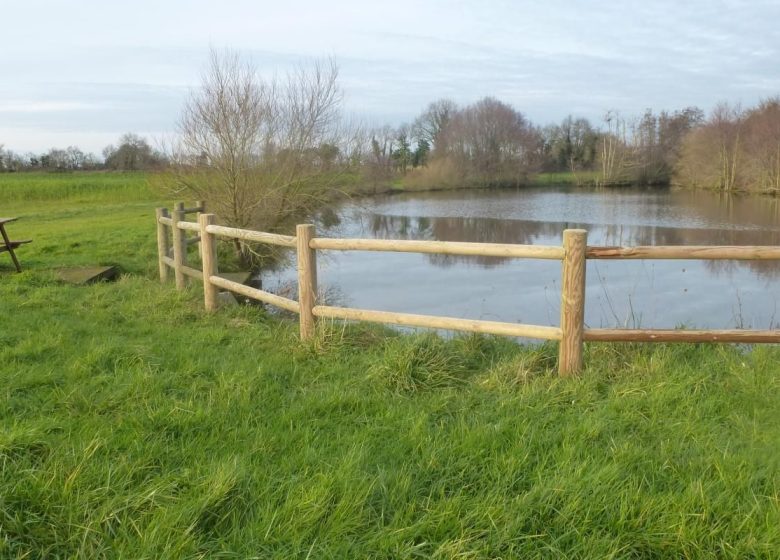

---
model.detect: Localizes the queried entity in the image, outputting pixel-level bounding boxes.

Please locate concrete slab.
[217,291,239,306]
[56,266,119,285]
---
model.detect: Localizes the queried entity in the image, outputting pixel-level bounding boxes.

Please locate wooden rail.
[175,220,200,232]
[310,237,564,259]
[209,275,301,313]
[206,225,296,247]
[313,305,562,340]
[587,246,780,260]
[583,328,780,343]
[156,202,780,377]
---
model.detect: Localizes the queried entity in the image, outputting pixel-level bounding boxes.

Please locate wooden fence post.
[559,229,587,376]
[172,202,187,290]
[196,200,206,258]
[296,224,317,340]
[155,208,170,283]
[199,213,219,311]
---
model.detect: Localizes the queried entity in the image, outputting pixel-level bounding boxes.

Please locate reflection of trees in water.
[365,212,780,278]
[368,213,560,268]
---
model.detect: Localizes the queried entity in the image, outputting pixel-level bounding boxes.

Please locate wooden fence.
[156,203,780,376]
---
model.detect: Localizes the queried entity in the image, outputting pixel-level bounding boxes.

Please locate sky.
[1,0,779,154]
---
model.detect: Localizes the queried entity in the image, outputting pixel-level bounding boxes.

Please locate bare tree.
[743,97,780,192]
[443,97,537,186]
[104,133,165,171]
[172,49,343,265]
[412,99,457,154]
[675,102,744,190]
[711,102,744,191]
[365,125,396,191]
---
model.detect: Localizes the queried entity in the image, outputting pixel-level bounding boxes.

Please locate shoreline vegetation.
[1,173,779,557]
[2,169,776,212]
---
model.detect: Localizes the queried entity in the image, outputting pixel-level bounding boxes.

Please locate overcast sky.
[2,0,779,154]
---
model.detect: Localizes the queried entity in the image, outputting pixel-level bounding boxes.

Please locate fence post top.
[297,223,315,232]
[563,228,588,235]
[198,213,215,225]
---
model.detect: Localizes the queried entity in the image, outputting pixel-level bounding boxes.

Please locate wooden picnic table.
[0,217,32,273]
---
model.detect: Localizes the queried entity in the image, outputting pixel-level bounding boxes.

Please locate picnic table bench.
[0,217,32,273]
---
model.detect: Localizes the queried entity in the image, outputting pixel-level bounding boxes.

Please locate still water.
[262,186,780,330]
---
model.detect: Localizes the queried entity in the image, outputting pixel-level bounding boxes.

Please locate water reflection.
[359,212,780,278]
[265,186,780,330]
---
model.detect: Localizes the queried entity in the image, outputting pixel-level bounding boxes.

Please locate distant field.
[0,171,779,558]
[0,171,155,203]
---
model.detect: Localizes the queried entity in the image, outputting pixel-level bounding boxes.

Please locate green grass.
[1,172,779,558]
[0,171,153,203]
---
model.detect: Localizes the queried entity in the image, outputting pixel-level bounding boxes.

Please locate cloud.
[0,101,100,113]
[1,0,779,151]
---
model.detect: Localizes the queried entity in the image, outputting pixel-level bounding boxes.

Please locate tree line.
[3,54,779,201]
[0,133,167,172]
[368,96,779,193]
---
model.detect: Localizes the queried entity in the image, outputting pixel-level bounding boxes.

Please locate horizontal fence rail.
[309,238,564,259]
[156,202,780,376]
[205,224,297,247]
[176,221,200,232]
[584,328,780,343]
[313,305,563,340]
[587,245,780,260]
[209,275,301,314]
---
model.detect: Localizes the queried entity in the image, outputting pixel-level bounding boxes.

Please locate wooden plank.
[296,224,317,340]
[209,275,301,313]
[584,328,780,343]
[309,237,565,260]
[312,305,562,340]
[0,240,32,251]
[587,246,780,260]
[158,216,173,226]
[162,256,174,267]
[559,229,587,376]
[205,225,297,247]
[0,222,23,272]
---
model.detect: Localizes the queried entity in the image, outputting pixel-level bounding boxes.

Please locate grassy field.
[0,171,154,203]
[1,172,779,558]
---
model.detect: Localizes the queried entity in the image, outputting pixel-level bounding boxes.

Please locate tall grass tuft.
[370,333,475,391]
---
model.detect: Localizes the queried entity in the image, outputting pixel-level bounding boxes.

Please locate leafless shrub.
[169,49,345,266]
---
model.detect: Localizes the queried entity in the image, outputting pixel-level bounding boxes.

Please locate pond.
[261,186,780,331]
